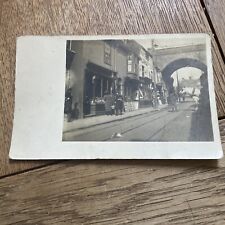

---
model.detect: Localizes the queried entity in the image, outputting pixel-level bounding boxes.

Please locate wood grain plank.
[0,0,225,177]
[0,0,3,23]
[1,154,225,225]
[204,0,225,58]
[202,0,225,116]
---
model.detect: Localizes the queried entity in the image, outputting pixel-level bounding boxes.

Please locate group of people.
[178,88,186,102]
[64,89,126,122]
[167,88,187,112]
[104,92,125,116]
[65,87,189,121]
[167,91,178,112]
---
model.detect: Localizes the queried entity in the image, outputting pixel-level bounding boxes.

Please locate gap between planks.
[200,0,225,62]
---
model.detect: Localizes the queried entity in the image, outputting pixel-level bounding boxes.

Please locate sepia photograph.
[62,36,214,142]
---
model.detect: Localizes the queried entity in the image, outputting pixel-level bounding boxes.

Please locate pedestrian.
[192,95,199,111]
[169,91,178,112]
[84,95,90,115]
[179,88,186,102]
[64,88,73,122]
[182,92,186,102]
[104,91,114,115]
[157,95,162,105]
[152,91,159,110]
[72,102,80,120]
[115,92,124,116]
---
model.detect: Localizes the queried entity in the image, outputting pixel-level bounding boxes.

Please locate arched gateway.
[161,58,207,90]
[152,43,207,90]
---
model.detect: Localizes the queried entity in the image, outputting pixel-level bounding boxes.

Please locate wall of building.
[68,41,86,119]
[154,47,206,72]
[82,41,116,72]
[148,57,154,80]
[115,47,128,95]
[139,54,154,79]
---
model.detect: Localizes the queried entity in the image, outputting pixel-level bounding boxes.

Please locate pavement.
[63,104,167,133]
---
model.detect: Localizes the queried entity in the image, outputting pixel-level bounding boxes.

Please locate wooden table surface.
[1,0,225,224]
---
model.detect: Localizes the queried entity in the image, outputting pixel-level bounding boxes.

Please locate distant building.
[124,40,141,110]
[179,76,201,89]
[155,68,167,104]
[179,76,201,96]
[138,46,154,107]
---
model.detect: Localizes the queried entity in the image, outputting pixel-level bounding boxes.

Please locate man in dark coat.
[169,91,178,112]
[115,93,124,116]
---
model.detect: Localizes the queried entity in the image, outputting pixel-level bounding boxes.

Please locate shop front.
[83,63,117,116]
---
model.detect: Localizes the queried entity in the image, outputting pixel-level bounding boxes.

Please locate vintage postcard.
[9,34,223,159]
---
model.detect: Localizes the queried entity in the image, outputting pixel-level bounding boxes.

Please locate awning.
[125,76,140,87]
[86,62,117,79]
[126,73,139,81]
[140,77,152,85]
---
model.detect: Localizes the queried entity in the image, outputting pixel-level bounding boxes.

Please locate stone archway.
[162,58,207,91]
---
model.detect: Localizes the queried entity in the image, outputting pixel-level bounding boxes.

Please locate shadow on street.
[189,104,214,141]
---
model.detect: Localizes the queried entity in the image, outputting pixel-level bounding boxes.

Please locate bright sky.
[137,38,205,50]
[171,67,202,87]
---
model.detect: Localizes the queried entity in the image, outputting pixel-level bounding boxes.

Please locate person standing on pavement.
[72,102,80,120]
[152,90,159,110]
[168,89,177,112]
[115,92,124,116]
[179,88,186,102]
[104,91,114,115]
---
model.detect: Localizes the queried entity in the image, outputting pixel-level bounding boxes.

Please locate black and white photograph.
[63,37,213,142]
[9,34,223,159]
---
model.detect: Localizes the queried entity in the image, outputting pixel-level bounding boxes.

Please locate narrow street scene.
[63,38,214,142]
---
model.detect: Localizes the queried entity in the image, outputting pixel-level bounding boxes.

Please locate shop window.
[142,65,145,77]
[128,64,132,72]
[128,55,132,72]
[93,76,113,99]
[135,62,139,74]
[95,78,102,97]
